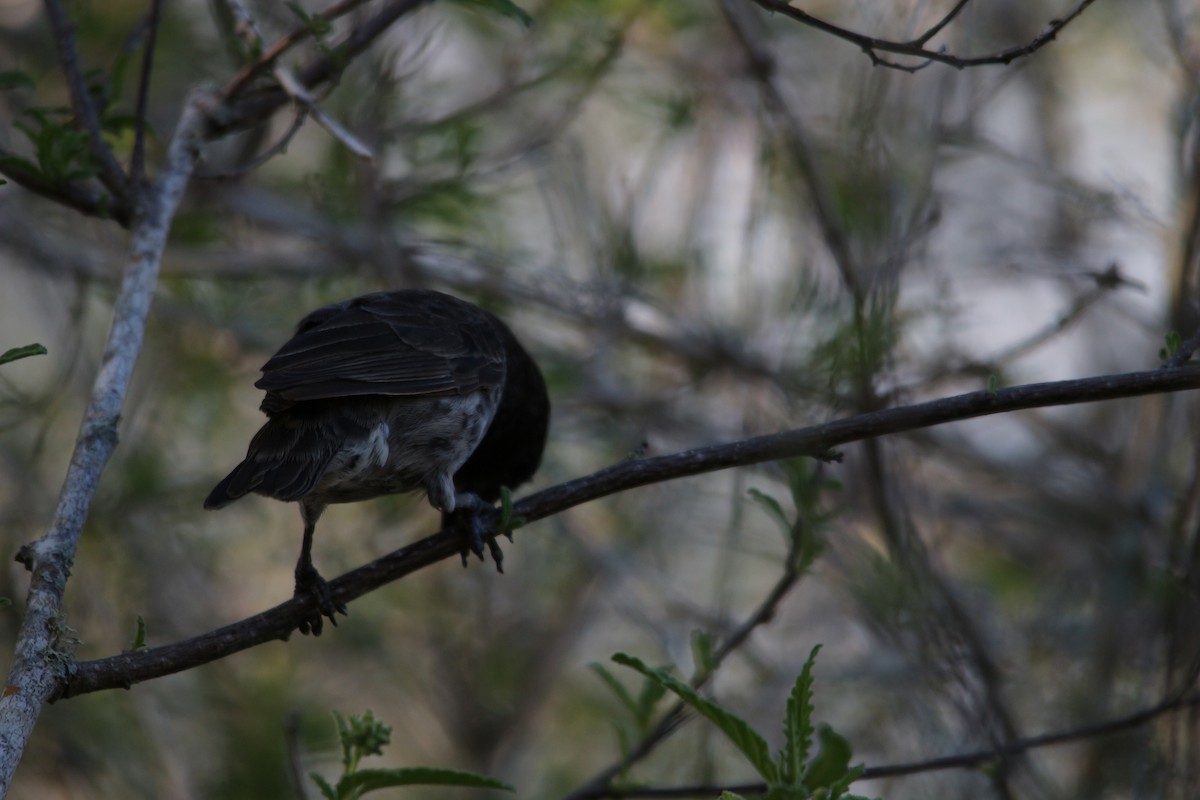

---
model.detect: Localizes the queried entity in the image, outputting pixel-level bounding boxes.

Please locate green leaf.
[310,772,338,800]
[129,615,148,652]
[613,653,778,782]
[0,71,34,91]
[718,793,748,800]
[782,645,819,784]
[337,767,514,794]
[634,667,668,730]
[1161,330,1182,363]
[805,724,853,790]
[0,343,47,366]
[450,0,534,27]
[498,486,526,531]
[748,487,792,545]
[986,374,999,397]
[589,662,642,721]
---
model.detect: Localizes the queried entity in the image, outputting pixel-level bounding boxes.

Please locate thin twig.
[212,0,434,135]
[910,0,974,46]
[563,525,810,800]
[221,0,376,101]
[55,365,1200,699]
[130,0,163,198]
[273,66,374,159]
[747,0,1098,72]
[193,107,310,180]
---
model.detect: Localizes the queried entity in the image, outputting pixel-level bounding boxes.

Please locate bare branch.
[221,0,376,102]
[130,0,164,196]
[746,0,1098,71]
[0,88,212,793]
[911,0,973,46]
[210,0,434,136]
[273,66,374,159]
[56,365,1200,699]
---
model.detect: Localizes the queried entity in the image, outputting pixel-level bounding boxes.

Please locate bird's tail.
[204,416,340,509]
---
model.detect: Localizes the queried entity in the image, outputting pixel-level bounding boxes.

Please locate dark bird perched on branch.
[205,289,550,635]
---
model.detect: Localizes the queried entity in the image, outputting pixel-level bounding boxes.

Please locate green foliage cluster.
[607,648,875,800]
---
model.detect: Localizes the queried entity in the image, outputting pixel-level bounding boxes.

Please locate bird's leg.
[442,492,503,573]
[294,504,348,636]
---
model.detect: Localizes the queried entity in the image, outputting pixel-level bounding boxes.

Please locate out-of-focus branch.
[0,88,211,795]
[56,365,1200,699]
[42,0,129,198]
[212,0,435,135]
[221,0,376,101]
[745,0,1098,72]
[0,148,132,226]
[130,0,164,196]
[721,0,861,303]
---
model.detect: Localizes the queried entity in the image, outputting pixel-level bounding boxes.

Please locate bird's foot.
[293,562,348,636]
[444,494,505,573]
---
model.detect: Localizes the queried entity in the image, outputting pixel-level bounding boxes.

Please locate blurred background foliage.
[2,0,1200,797]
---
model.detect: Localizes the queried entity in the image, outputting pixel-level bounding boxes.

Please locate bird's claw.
[294,564,348,636]
[447,498,504,573]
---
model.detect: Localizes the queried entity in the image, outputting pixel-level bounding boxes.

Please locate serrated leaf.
[0,344,47,366]
[337,767,514,793]
[782,645,820,784]
[309,772,338,800]
[0,71,34,91]
[333,710,353,771]
[805,725,855,791]
[613,653,778,782]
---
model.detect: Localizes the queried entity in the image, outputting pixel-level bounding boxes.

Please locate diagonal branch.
[42,0,130,197]
[0,89,211,795]
[221,0,376,102]
[56,364,1200,699]
[0,147,132,225]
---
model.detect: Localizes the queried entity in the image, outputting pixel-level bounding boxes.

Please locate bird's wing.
[254,292,506,402]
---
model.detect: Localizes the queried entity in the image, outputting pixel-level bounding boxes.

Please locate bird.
[204,289,550,635]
